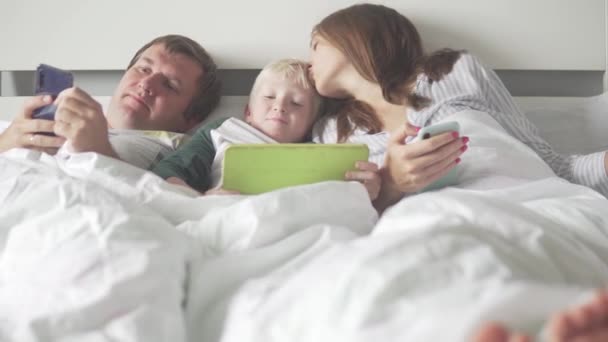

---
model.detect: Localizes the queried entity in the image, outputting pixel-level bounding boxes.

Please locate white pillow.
[188,96,248,134]
[2,93,607,156]
[514,92,608,155]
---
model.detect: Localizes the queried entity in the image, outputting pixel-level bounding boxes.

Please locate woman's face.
[309,35,353,99]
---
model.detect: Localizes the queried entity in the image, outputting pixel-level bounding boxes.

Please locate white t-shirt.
[0,121,184,170]
[209,118,277,188]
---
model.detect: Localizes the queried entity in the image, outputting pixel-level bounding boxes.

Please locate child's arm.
[204,187,241,196]
[166,176,195,189]
[165,176,239,196]
[152,118,227,192]
[345,161,381,202]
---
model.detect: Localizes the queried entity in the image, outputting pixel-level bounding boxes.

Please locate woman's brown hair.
[313,4,461,142]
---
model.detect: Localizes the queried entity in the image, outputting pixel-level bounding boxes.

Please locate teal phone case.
[414,122,461,192]
[223,144,369,194]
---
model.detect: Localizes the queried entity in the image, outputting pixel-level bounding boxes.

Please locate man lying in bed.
[0,34,221,170]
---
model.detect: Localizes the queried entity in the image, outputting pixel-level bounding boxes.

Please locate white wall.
[0,0,605,71]
[605,0,608,90]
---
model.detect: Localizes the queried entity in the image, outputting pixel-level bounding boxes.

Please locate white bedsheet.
[0,148,377,341]
[208,111,608,342]
[1,110,607,342]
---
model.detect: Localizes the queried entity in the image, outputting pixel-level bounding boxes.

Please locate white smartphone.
[411,121,461,191]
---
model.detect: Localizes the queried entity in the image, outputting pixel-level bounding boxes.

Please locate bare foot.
[472,322,530,342]
[473,290,608,342]
[548,289,608,342]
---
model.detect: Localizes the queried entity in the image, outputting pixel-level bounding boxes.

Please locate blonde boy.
[152,59,323,194]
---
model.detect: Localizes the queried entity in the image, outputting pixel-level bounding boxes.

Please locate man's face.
[106,44,203,132]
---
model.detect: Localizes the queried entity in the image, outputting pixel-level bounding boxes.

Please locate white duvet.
[0,110,607,342]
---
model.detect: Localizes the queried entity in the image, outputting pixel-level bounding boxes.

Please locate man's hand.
[54,87,116,157]
[0,95,66,154]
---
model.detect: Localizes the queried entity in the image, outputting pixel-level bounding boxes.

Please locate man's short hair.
[127,34,222,124]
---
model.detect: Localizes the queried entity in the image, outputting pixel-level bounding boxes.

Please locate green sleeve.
[152,118,228,192]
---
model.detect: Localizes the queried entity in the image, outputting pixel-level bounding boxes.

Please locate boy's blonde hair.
[250,59,324,116]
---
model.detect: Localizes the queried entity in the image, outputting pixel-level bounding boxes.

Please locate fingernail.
[452,131,460,138]
[414,126,421,132]
[462,137,469,143]
[43,95,52,102]
[455,157,461,164]
[461,145,468,152]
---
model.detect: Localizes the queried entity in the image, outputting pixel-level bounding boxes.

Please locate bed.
[1,0,608,341]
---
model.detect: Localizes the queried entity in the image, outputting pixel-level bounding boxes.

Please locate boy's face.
[245,72,318,143]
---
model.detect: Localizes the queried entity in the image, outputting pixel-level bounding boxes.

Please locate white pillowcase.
[1,93,607,157]
[515,92,608,155]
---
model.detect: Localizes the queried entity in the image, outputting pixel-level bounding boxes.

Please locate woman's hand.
[0,95,66,154]
[377,122,468,210]
[345,161,381,200]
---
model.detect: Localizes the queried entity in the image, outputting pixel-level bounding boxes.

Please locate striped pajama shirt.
[313,53,608,197]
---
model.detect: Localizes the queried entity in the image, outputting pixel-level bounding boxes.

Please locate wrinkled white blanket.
[1,110,607,342]
[0,146,376,341]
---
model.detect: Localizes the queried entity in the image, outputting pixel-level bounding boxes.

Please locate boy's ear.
[244,104,251,121]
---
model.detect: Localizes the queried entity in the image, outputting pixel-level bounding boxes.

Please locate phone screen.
[32,64,74,120]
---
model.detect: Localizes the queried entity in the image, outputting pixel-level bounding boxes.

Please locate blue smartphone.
[411,121,461,192]
[32,64,74,120]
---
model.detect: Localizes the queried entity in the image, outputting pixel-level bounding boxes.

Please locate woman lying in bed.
[308,3,608,211]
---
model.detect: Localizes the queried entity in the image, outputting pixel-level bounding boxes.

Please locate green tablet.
[222,144,370,194]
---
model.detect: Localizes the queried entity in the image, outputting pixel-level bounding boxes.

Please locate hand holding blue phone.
[32,64,74,120]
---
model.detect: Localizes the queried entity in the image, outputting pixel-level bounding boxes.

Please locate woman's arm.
[417,53,608,197]
[475,56,608,195]
[374,169,406,213]
[377,122,467,212]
